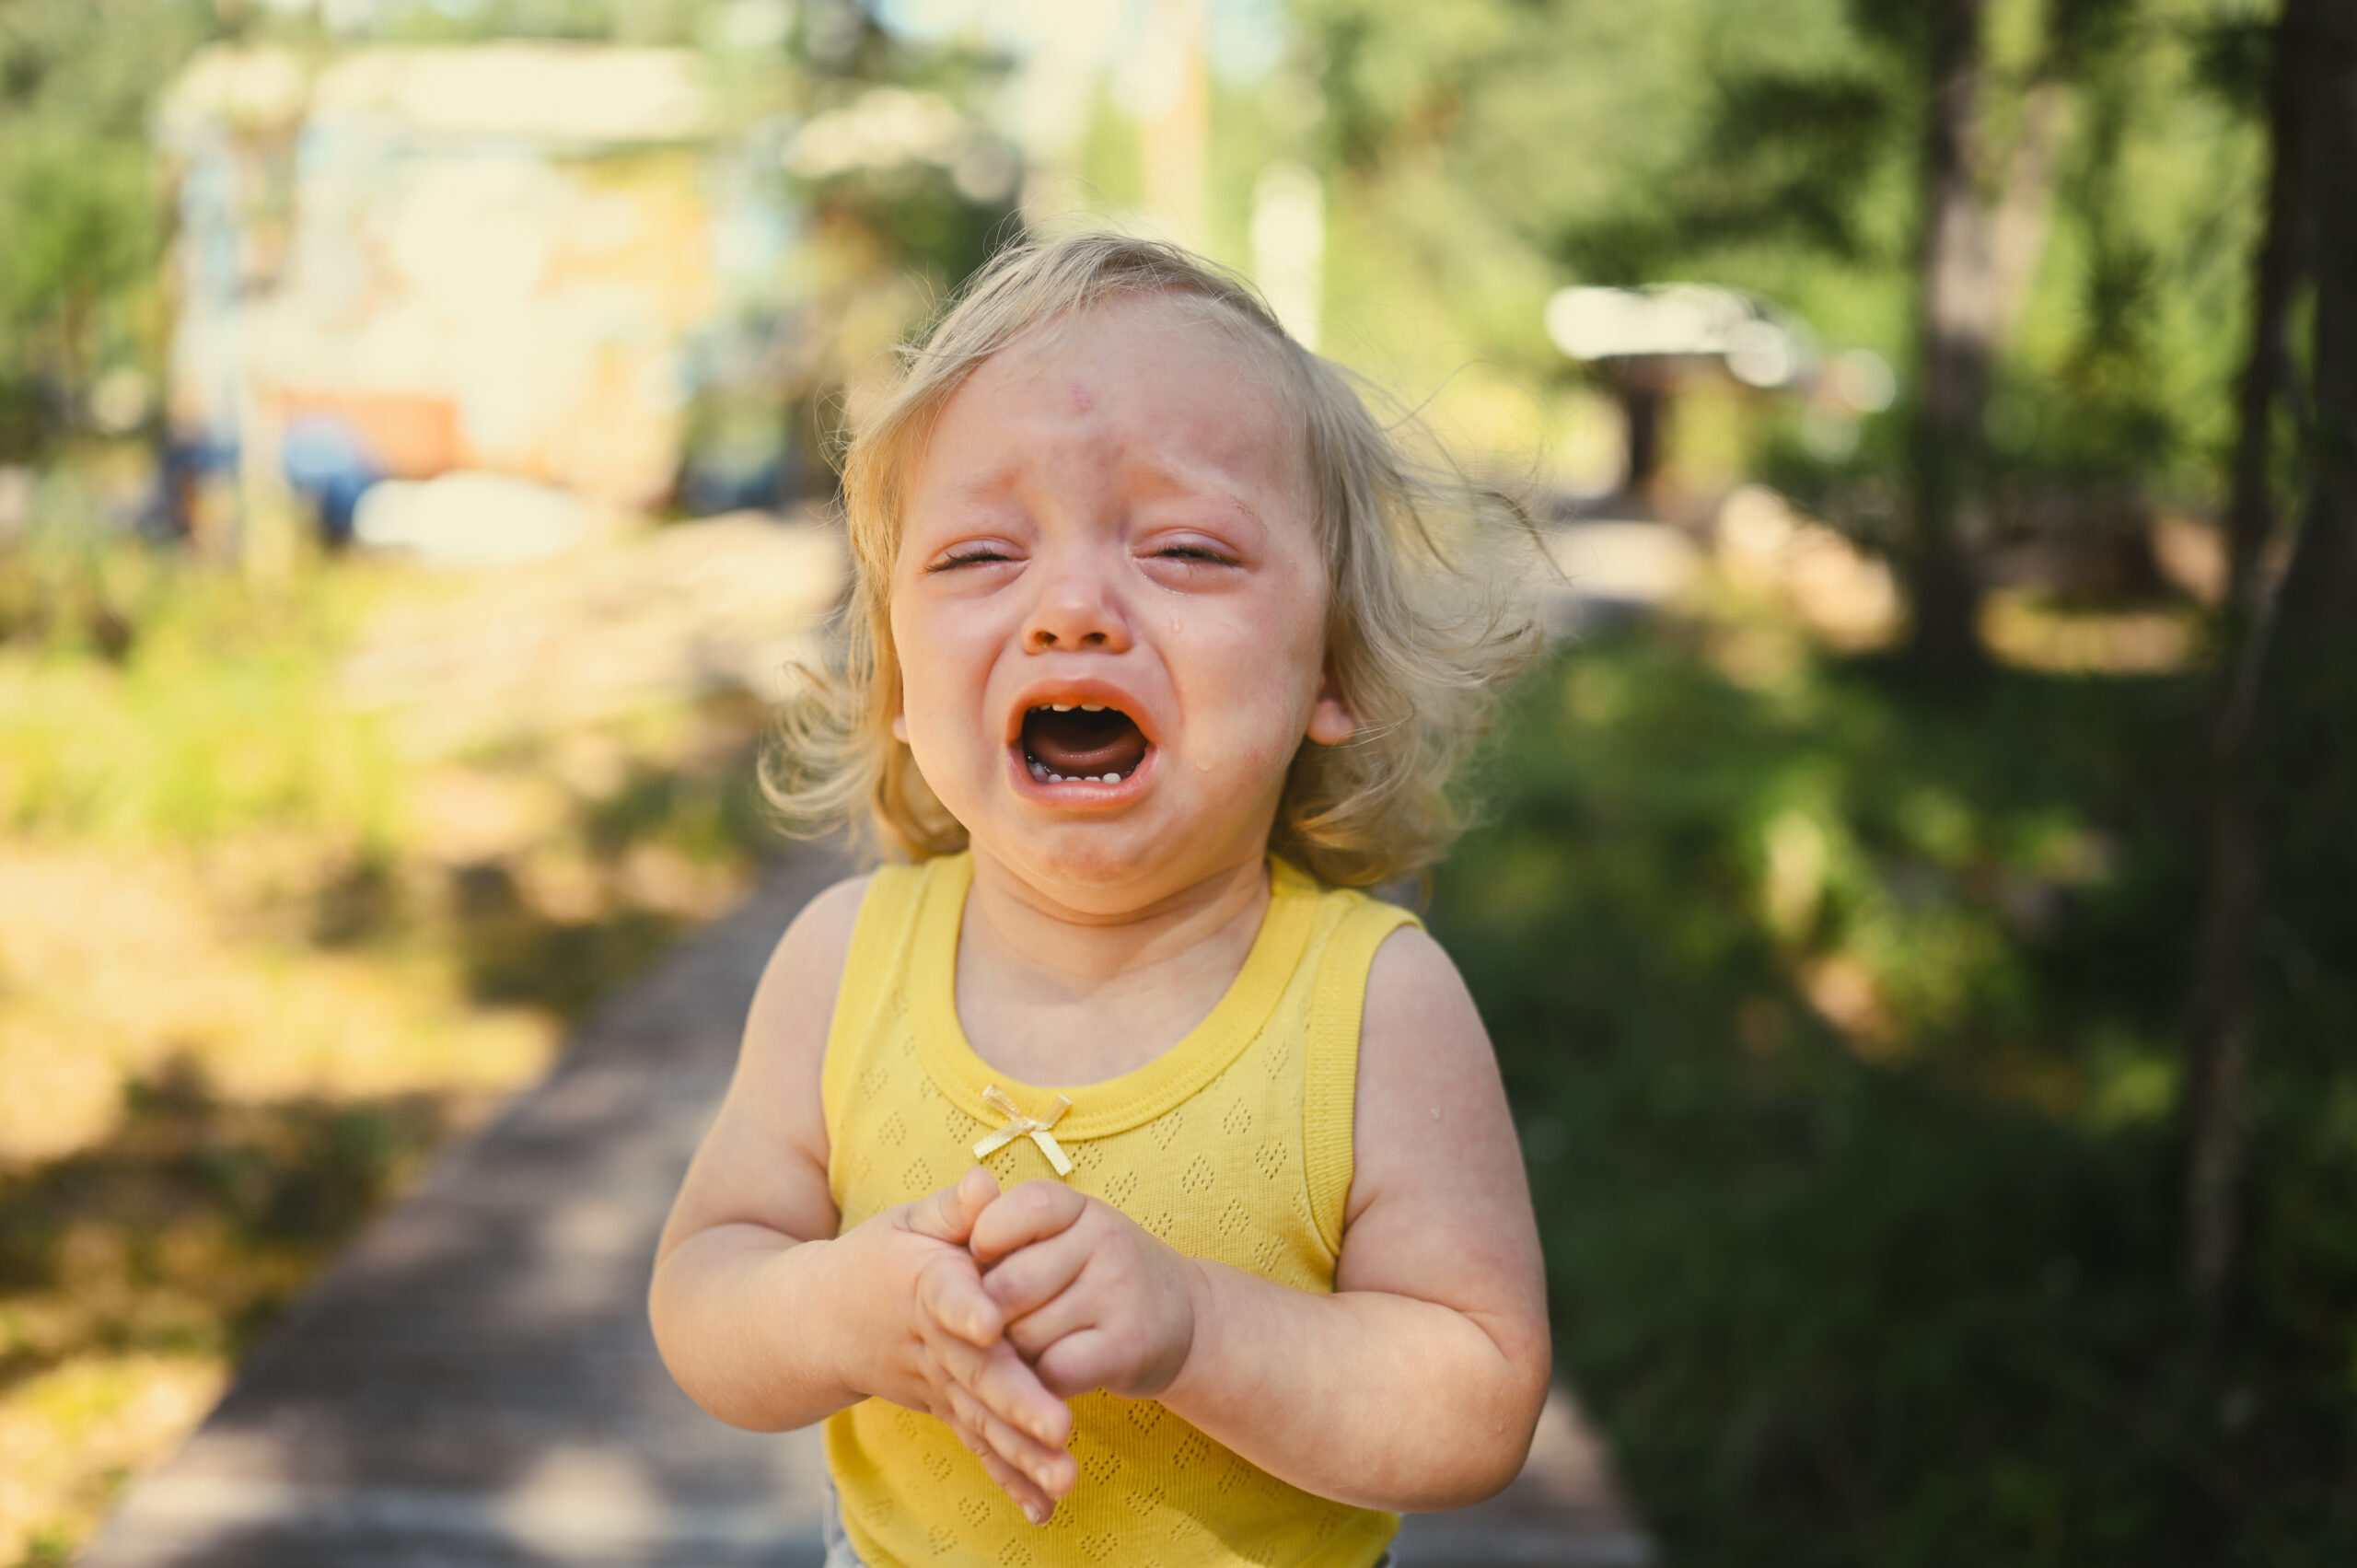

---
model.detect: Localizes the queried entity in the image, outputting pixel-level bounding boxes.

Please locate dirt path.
[77,849,1649,1568]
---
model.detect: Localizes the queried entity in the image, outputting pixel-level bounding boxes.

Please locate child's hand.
[849,1167,1078,1520]
[970,1181,1201,1400]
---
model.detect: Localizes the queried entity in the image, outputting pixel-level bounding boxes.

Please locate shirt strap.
[819,858,934,1147]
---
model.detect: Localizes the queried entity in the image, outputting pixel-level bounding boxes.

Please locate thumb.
[906,1165,1000,1244]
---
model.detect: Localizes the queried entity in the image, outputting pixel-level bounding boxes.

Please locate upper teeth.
[1081,703,1104,712]
[1050,703,1073,712]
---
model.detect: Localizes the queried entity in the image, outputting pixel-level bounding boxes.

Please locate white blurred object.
[1250,162,1323,350]
[785,87,972,177]
[354,473,594,566]
[1545,285,1809,389]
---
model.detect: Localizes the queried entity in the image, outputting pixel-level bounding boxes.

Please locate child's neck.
[954,846,1272,1088]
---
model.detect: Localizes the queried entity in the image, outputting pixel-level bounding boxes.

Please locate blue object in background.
[281,412,381,547]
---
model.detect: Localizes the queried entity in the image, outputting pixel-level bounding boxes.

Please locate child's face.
[890,295,1351,907]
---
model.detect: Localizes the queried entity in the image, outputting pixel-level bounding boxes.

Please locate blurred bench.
[78,851,1650,1568]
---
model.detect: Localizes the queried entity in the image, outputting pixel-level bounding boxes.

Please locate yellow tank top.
[819,851,1415,1568]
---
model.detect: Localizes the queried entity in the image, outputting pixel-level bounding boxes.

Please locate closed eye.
[1152,542,1239,565]
[928,544,1016,571]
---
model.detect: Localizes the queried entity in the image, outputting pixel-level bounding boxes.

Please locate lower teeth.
[1029,761,1123,784]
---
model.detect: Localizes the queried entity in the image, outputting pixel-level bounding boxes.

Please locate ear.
[891,713,910,743]
[1305,667,1354,747]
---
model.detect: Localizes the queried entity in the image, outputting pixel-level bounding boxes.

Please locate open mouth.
[1019,703,1150,784]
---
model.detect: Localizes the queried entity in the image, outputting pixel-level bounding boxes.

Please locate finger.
[1002,1286,1097,1365]
[926,1315,1073,1450]
[946,1379,1062,1478]
[970,1179,1090,1267]
[917,1249,1003,1349]
[904,1166,1001,1244]
[940,1330,1074,1451]
[941,1353,1065,1470]
[947,1378,1078,1500]
[1033,1327,1128,1400]
[976,1441,1060,1525]
[953,1417,1061,1525]
[979,1229,1091,1322]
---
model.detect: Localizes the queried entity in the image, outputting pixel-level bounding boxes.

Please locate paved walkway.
[79,853,1649,1568]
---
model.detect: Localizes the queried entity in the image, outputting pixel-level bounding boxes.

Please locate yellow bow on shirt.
[972,1085,1075,1178]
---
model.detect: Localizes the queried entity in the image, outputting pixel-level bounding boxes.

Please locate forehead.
[914,293,1311,512]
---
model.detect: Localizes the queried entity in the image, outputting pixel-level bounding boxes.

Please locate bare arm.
[648,875,865,1427]
[972,926,1550,1512]
[647,876,1078,1513]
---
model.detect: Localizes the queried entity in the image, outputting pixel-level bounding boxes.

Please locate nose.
[1022,556,1132,654]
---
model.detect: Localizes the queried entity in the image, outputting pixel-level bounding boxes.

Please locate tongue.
[1024,708,1148,777]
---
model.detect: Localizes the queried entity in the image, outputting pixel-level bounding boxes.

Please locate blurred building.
[157,43,728,543]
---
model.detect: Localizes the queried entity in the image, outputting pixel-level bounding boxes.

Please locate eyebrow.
[920,447,1294,540]
[936,469,1021,507]
[1127,459,1284,540]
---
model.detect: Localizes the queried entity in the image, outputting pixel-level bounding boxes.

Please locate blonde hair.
[764,232,1542,887]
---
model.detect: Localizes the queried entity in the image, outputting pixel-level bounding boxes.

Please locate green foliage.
[1434,630,2357,1564]
[1290,0,2264,513]
[1297,0,1905,357]
[0,1,217,458]
[0,546,401,850]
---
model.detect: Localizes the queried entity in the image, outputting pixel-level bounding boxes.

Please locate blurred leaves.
[0,0,217,458]
[1293,0,2264,533]
[1434,625,2357,1564]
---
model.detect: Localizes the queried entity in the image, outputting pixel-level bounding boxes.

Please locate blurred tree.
[1295,1,2357,1558]
[2186,0,2357,1317]
[1293,0,2247,672]
[1890,0,2070,681]
[749,0,1022,496]
[0,0,220,461]
[1637,0,2127,682]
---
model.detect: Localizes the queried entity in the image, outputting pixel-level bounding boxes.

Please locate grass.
[0,538,783,1568]
[9,519,2349,1567]
[1433,613,2357,1565]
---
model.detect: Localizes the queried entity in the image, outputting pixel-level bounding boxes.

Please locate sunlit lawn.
[0,547,778,1568]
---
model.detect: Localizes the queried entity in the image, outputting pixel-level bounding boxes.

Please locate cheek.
[1181,600,1328,752]
[888,597,982,760]
[892,591,974,686]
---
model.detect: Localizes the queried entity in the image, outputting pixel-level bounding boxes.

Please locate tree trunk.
[1907,0,1995,685]
[2183,0,2356,1314]
[1987,80,2071,351]
[2274,1,2357,652]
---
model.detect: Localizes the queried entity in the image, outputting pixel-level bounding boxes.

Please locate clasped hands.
[854,1166,1199,1525]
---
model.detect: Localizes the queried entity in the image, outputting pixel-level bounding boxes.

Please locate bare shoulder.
[1341,921,1531,1273]
[1343,919,1551,1434]
[742,871,874,1054]
[1359,922,1492,1083]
